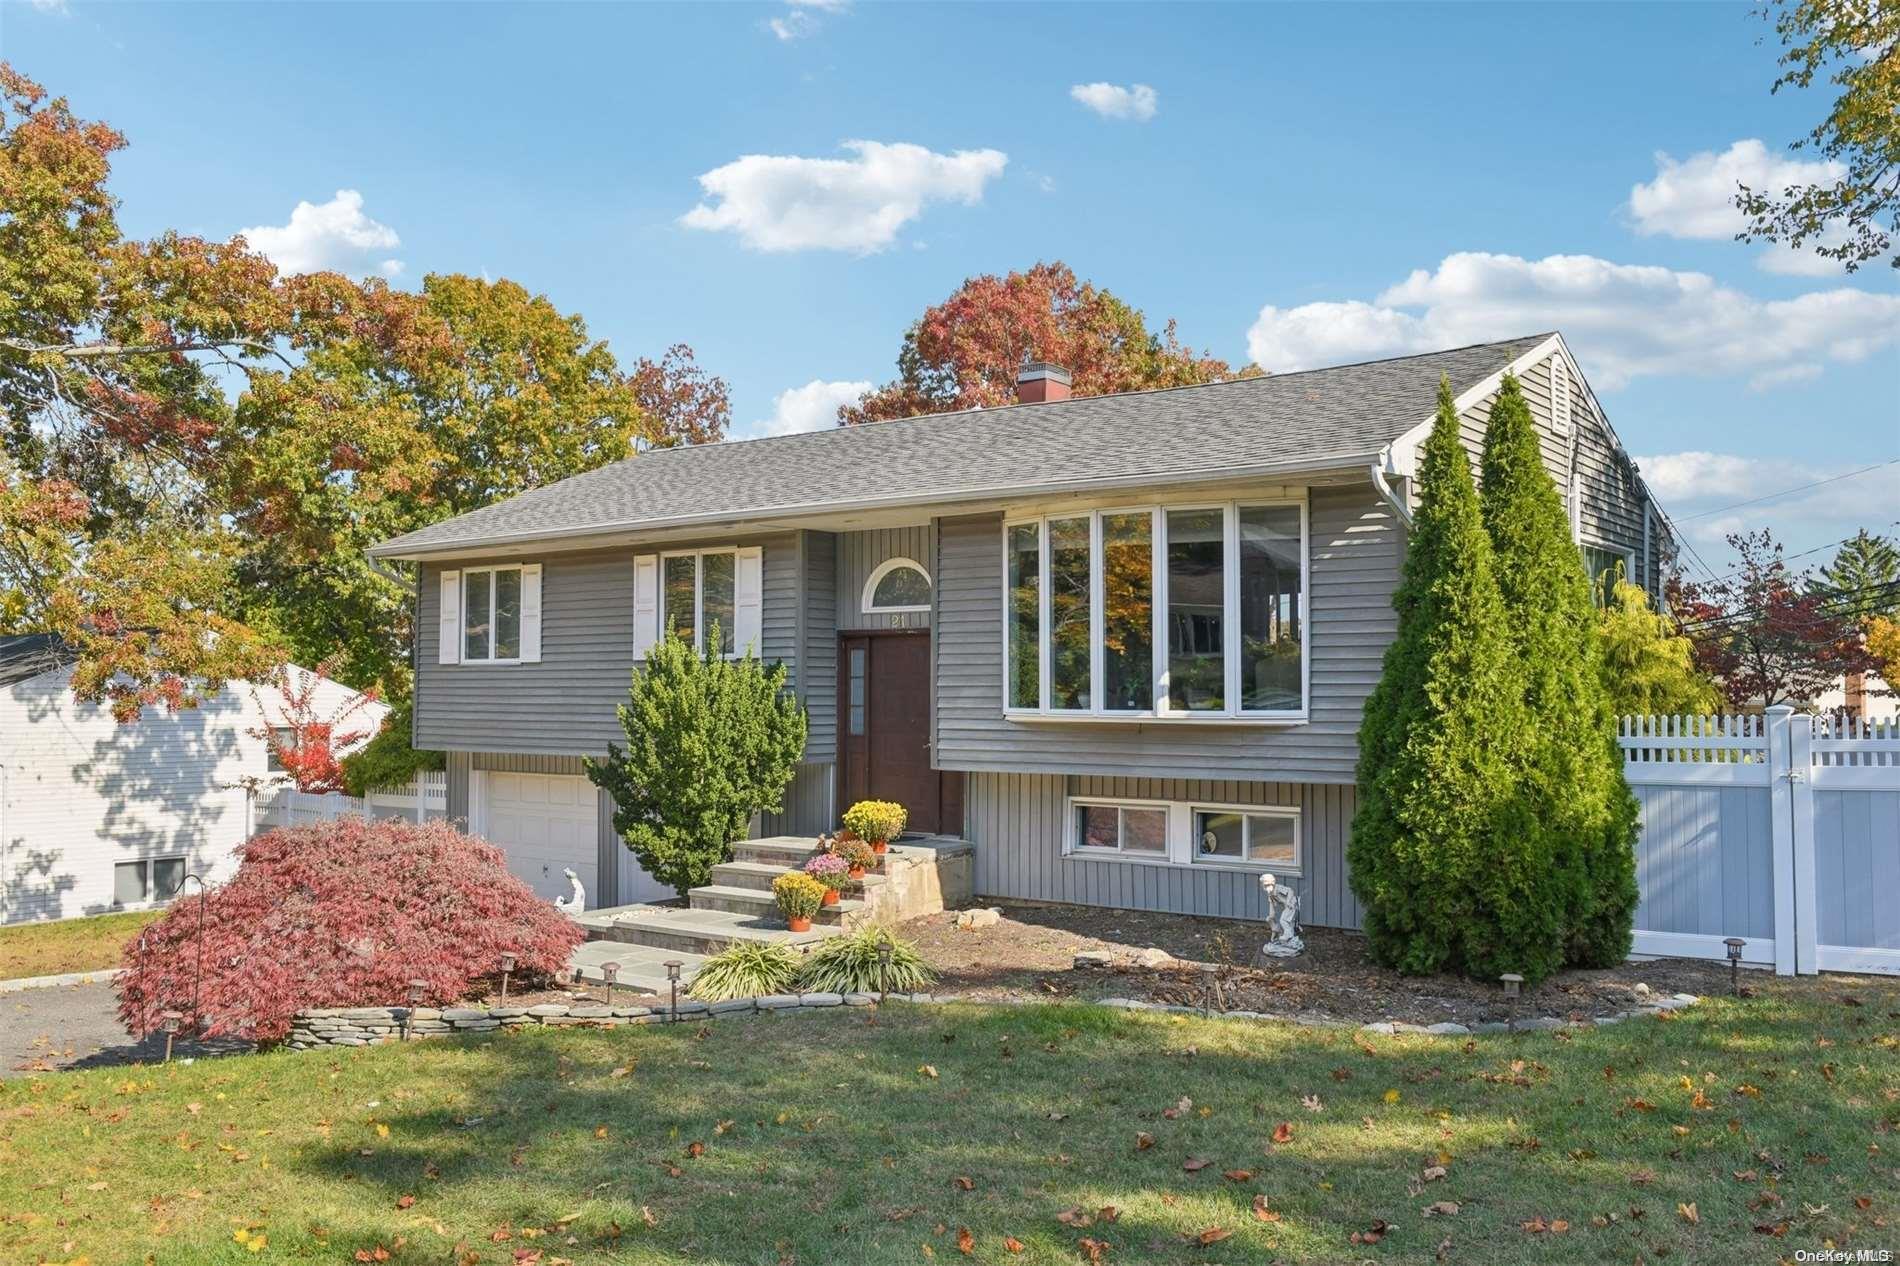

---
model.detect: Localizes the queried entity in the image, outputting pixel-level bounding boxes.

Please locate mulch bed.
[901,902,1777,1027]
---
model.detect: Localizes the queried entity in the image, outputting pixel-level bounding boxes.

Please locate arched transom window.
[862,557,932,614]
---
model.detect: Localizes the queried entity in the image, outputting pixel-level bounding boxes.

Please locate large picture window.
[463,565,523,662]
[1004,498,1306,720]
[661,549,738,655]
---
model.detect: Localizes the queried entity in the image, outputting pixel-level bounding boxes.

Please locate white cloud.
[238,190,403,278]
[29,0,69,13]
[1243,250,1900,390]
[750,379,872,437]
[680,141,1007,254]
[1069,82,1158,122]
[1633,451,1900,556]
[1625,139,1852,274]
[768,0,845,39]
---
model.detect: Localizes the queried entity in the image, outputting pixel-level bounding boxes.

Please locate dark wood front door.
[838,631,963,835]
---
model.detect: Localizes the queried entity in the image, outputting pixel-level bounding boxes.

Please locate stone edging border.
[0,967,123,995]
[287,989,1703,1050]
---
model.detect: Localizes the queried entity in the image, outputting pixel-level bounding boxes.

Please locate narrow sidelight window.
[1166,508,1225,711]
[1101,511,1153,711]
[1048,516,1092,709]
[1006,523,1041,710]
[1238,505,1302,712]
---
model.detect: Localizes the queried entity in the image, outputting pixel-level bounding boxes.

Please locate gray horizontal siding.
[966,772,1362,930]
[932,483,1400,784]
[799,532,839,764]
[414,535,798,757]
[757,761,838,838]
[838,526,934,631]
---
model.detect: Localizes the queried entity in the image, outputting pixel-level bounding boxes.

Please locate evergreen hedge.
[1478,374,1639,967]
[1349,378,1569,983]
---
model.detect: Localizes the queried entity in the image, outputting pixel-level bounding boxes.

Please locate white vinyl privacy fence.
[1622,708,1899,976]
[253,771,448,832]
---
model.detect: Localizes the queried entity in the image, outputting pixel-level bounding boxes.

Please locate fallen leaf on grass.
[1350,1220,1391,1245]
[1134,1132,1154,1151]
[918,1065,939,1079]
[1078,1237,1109,1264]
[952,1177,974,1191]
[1003,1237,1024,1253]
[1252,1194,1281,1223]
[1182,1158,1211,1173]
[714,1120,735,1135]
[1222,1169,1253,1182]
[1056,1207,1093,1228]
[1098,1207,1119,1223]
[1424,1201,1460,1217]
[1383,1089,1402,1105]
[593,1127,609,1140]
[1271,1122,1295,1145]
[685,1141,705,1159]
[1421,1165,1447,1183]
[956,1227,974,1255]
[395,1195,415,1210]
[1677,1202,1699,1225]
[1520,1217,1569,1234]
[1162,1096,1192,1119]
[1196,1227,1231,1245]
[1302,1094,1324,1112]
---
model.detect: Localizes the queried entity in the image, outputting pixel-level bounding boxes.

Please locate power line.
[1676,577,1900,633]
[1676,458,1900,521]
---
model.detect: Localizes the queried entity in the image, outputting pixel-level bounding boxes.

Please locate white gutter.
[371,451,1391,562]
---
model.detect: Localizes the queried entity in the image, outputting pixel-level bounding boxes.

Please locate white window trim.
[460,564,526,664]
[113,855,187,911]
[1188,802,1303,875]
[861,556,932,615]
[660,547,743,658]
[1002,494,1309,724]
[1061,796,1304,875]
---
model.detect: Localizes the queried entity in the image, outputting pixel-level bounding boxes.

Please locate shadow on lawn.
[279,990,1900,1264]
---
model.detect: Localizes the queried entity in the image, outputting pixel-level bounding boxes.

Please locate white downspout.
[1370,459,1413,529]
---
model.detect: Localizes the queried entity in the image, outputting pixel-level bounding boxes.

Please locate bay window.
[1003,497,1306,719]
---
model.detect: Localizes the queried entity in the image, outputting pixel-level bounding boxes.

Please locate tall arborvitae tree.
[1349,378,1568,983]
[1478,374,1639,967]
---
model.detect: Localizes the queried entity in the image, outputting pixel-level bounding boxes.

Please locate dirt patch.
[902,902,1818,1027]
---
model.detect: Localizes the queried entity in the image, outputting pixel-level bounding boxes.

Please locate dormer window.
[862,558,932,615]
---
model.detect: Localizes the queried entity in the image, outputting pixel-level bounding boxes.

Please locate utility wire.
[1689,520,1900,588]
[1675,577,1900,633]
[1677,458,1900,521]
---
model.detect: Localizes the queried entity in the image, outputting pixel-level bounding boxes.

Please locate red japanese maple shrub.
[115,818,584,1042]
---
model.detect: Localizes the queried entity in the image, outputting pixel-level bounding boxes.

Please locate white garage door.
[480,773,599,904]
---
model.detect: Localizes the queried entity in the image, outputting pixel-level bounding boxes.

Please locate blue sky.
[5,0,1896,577]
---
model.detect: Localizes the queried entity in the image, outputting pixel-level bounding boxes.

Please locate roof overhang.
[368,450,1390,563]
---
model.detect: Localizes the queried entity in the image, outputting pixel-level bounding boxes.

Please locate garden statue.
[553,867,586,918]
[1257,873,1304,958]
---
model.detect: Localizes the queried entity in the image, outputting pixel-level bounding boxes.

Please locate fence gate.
[1622,708,1900,976]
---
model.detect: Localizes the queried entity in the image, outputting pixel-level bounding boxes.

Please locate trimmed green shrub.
[1349,376,1567,984]
[1597,573,1721,716]
[841,800,907,845]
[339,695,445,797]
[585,627,807,897]
[1479,374,1640,968]
[797,926,935,994]
[688,942,803,1002]
[773,871,826,923]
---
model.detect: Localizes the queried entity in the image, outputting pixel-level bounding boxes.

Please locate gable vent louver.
[1551,355,1572,435]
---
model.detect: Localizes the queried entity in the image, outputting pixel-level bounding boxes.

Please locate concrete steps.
[582,904,839,958]
[689,883,868,925]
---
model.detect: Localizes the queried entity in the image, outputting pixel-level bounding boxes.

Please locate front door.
[838,631,962,835]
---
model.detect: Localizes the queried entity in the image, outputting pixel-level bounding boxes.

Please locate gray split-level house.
[369,332,1671,929]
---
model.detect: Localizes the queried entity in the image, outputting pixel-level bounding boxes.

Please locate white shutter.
[437,570,461,665]
[632,554,660,659]
[734,546,763,656]
[519,563,543,663]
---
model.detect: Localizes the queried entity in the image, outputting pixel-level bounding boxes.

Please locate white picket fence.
[1621,708,1900,976]
[253,771,448,832]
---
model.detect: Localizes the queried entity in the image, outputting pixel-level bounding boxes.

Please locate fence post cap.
[1764,704,1797,716]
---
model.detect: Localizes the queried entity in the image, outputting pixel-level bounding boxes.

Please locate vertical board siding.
[837,526,935,631]
[799,531,839,764]
[1630,784,1775,939]
[1814,790,1900,950]
[932,484,1400,783]
[415,535,799,756]
[965,772,1363,929]
[756,761,838,837]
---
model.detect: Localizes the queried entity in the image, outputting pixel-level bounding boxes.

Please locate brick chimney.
[1016,362,1072,404]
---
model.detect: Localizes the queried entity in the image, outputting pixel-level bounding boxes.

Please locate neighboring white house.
[0,635,387,926]
[1813,668,1898,722]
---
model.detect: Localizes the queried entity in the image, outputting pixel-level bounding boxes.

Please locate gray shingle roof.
[371,333,1552,558]
[0,633,72,689]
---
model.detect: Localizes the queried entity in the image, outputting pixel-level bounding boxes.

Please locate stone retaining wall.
[286,988,1703,1050]
[286,993,881,1049]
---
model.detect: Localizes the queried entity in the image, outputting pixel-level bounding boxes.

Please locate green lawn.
[0,909,158,982]
[2,985,1895,1264]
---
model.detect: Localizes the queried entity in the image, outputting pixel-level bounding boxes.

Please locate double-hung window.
[661,549,738,656]
[463,565,524,662]
[1004,498,1307,720]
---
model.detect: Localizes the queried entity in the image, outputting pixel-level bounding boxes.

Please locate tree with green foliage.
[338,696,445,797]
[1597,573,1723,716]
[1812,529,1900,620]
[1479,374,1640,969]
[584,629,806,897]
[1349,378,1567,984]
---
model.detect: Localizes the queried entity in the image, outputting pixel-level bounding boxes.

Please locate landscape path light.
[1724,938,1746,995]
[665,960,682,1021]
[1500,973,1524,1032]
[160,1011,182,1064]
[499,952,517,1003]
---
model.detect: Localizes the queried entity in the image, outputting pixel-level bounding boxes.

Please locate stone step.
[730,837,827,867]
[710,859,889,894]
[689,883,867,924]
[585,904,839,957]
[568,940,706,992]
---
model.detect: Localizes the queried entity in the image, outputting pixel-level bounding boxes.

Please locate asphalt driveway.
[1,980,248,1078]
